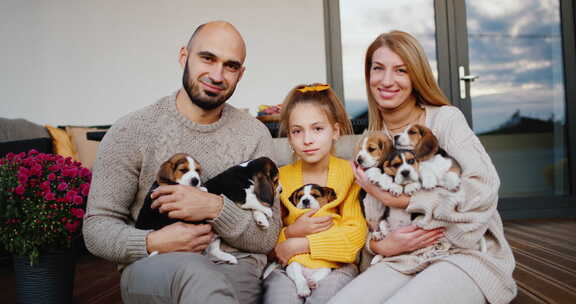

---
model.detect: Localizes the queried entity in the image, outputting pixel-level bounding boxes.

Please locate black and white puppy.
[204,157,280,228]
[394,124,461,191]
[136,154,280,264]
[264,184,337,298]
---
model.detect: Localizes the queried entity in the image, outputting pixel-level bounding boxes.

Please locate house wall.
[0,0,326,126]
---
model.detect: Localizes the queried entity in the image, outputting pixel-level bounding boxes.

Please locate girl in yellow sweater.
[262,84,367,304]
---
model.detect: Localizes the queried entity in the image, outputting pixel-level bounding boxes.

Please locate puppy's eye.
[393,163,401,168]
[367,147,375,153]
[408,130,416,135]
[407,159,415,164]
[179,168,189,173]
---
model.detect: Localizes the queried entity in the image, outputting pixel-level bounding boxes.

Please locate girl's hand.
[371,225,445,257]
[285,209,333,238]
[275,238,310,266]
[350,161,410,209]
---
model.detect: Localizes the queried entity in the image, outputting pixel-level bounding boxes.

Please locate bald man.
[83,21,280,304]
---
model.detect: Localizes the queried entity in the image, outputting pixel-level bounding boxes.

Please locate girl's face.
[288,102,340,166]
[369,47,414,111]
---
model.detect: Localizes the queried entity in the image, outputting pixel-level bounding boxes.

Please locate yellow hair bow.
[296,84,330,93]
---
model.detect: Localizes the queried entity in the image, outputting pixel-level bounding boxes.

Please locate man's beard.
[182,60,237,111]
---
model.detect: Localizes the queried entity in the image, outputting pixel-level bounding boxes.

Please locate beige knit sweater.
[82,92,280,273]
[360,105,517,304]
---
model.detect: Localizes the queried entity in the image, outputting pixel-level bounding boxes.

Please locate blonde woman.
[329,31,517,304]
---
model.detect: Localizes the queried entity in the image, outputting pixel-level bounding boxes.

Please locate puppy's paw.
[253,212,270,228]
[199,186,208,192]
[371,231,385,241]
[365,167,381,184]
[296,284,312,298]
[212,253,238,265]
[371,255,384,265]
[307,278,319,289]
[404,183,421,196]
[262,207,273,218]
[442,173,461,191]
[377,175,393,191]
[389,184,403,196]
[421,175,437,190]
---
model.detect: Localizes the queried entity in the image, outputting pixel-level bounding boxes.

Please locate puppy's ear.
[289,188,300,205]
[254,172,275,205]
[414,125,438,160]
[322,187,337,203]
[382,160,395,176]
[157,158,176,185]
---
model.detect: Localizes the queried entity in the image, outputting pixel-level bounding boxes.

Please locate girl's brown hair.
[278,83,353,137]
[364,30,451,131]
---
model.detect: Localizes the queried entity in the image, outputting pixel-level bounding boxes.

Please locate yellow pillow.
[65,126,102,169]
[45,125,77,159]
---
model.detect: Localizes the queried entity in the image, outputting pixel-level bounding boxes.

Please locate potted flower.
[0,149,91,304]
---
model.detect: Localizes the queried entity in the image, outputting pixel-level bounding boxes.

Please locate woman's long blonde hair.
[365,31,451,131]
[278,83,353,138]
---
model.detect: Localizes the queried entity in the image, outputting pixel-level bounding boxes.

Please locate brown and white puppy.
[353,131,394,190]
[395,124,461,191]
[286,184,337,297]
[383,149,421,196]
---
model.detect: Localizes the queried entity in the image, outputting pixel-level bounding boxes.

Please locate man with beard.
[83,21,280,304]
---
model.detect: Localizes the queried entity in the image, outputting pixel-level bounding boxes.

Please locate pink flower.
[64,221,79,233]
[57,182,68,192]
[40,181,51,191]
[48,165,58,172]
[18,173,29,184]
[65,190,78,203]
[6,152,15,160]
[14,185,26,195]
[73,195,83,205]
[47,173,56,181]
[28,149,39,156]
[80,183,90,196]
[71,208,85,219]
[44,192,56,201]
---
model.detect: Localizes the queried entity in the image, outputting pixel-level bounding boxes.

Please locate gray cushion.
[0,118,49,142]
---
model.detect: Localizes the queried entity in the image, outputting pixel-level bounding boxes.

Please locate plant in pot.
[0,149,91,304]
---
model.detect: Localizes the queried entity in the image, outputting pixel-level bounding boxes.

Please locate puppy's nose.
[191,178,199,187]
[302,199,310,208]
[356,157,363,165]
[401,170,410,177]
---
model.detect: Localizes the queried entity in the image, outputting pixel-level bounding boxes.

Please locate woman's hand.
[371,225,445,257]
[274,238,310,266]
[284,209,333,238]
[351,161,410,209]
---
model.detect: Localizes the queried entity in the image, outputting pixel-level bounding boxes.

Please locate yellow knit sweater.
[278,155,367,269]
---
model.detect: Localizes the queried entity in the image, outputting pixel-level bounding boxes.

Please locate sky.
[339,0,565,133]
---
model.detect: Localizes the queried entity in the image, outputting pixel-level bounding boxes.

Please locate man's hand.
[285,210,333,238]
[274,238,310,266]
[146,222,214,254]
[371,225,444,257]
[150,185,223,221]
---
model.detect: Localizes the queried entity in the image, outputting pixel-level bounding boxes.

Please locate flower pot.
[13,248,76,304]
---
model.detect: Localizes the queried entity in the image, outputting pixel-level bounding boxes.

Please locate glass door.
[458,0,569,198]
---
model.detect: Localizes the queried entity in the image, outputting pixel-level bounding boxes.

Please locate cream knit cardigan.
[360,105,517,304]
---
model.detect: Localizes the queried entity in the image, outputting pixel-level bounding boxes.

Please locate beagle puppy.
[353,131,394,190]
[265,184,337,298]
[395,124,461,191]
[384,149,422,196]
[135,154,280,265]
[204,156,280,229]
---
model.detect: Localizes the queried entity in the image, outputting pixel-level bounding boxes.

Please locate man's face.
[182,30,245,111]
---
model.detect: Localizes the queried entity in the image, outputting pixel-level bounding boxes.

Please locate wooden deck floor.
[1,219,575,303]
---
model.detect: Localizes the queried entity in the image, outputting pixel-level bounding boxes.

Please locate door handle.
[459,66,479,99]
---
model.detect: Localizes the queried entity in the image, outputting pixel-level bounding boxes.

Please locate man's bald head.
[186,21,246,62]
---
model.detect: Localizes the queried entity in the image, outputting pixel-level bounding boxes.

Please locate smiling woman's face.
[369,46,413,111]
